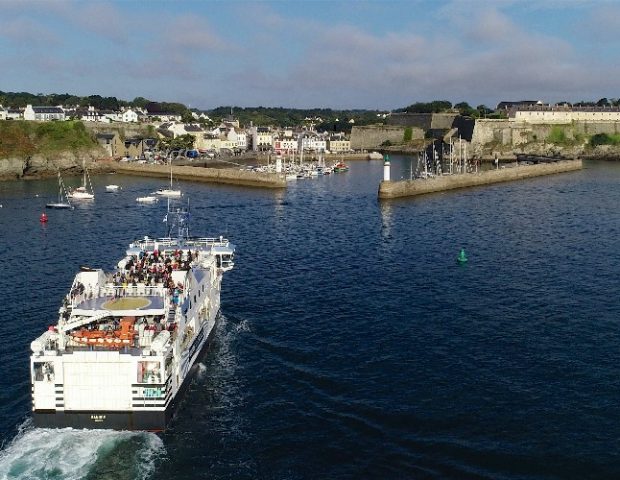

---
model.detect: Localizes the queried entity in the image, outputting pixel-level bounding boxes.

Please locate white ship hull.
[30,233,234,431]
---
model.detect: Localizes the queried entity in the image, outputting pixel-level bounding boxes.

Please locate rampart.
[378,159,582,199]
[471,119,620,157]
[349,125,422,149]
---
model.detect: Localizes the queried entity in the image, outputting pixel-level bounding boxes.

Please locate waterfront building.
[327,139,351,153]
[298,133,327,153]
[273,138,297,154]
[250,126,274,152]
[202,133,222,152]
[223,128,247,151]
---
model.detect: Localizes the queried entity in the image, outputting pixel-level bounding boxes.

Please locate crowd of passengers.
[110,249,199,294]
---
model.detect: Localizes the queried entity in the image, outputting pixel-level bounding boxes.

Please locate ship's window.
[33,362,54,382]
[194,295,197,303]
[137,361,161,383]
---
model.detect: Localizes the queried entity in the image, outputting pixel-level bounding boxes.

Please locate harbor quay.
[378,159,583,199]
[116,163,286,189]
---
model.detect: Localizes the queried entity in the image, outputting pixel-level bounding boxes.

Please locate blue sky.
[1,0,619,110]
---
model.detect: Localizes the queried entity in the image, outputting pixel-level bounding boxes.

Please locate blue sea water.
[0,158,619,479]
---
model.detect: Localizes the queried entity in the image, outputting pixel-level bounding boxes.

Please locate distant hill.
[205,106,385,132]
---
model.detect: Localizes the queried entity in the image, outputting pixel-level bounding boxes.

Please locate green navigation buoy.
[457,248,468,263]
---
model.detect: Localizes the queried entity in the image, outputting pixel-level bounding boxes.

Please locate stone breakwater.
[116,163,286,189]
[378,159,583,199]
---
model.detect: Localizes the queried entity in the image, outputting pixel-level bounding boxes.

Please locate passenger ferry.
[30,202,235,430]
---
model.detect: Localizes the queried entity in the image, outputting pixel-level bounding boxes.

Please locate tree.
[454,101,476,116]
[398,100,452,114]
[596,97,610,107]
[181,111,194,123]
[131,97,150,109]
[476,105,492,117]
[160,134,196,152]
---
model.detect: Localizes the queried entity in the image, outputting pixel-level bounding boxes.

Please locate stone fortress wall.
[349,125,423,150]
[471,119,620,157]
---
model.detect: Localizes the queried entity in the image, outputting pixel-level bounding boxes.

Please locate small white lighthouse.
[275,155,282,173]
[383,154,391,181]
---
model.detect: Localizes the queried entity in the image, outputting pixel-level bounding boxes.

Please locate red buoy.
[40,213,48,223]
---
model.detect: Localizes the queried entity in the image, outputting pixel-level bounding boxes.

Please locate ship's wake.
[0,420,165,480]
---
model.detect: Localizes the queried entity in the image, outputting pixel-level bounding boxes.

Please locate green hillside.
[0,120,96,158]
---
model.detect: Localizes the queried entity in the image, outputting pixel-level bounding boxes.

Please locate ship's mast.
[164,198,190,239]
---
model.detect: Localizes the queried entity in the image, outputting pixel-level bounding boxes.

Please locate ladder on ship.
[166,305,177,328]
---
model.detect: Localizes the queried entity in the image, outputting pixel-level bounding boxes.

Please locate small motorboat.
[136,196,158,203]
[106,185,121,192]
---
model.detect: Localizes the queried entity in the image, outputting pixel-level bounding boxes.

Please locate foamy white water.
[0,421,165,480]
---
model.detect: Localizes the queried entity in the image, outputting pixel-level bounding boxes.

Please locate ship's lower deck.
[32,312,219,431]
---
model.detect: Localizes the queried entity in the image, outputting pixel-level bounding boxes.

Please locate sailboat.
[68,160,95,200]
[154,162,181,197]
[46,172,74,209]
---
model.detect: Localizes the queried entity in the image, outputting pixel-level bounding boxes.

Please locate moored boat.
[46,172,74,210]
[137,196,159,204]
[30,202,235,430]
[155,163,181,197]
[68,160,95,200]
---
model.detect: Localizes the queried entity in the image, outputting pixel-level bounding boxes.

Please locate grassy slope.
[0,120,96,158]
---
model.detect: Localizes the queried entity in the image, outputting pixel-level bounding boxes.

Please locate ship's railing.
[67,284,166,308]
[131,236,230,250]
[98,284,166,298]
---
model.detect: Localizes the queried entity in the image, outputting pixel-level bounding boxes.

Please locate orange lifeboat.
[71,316,136,348]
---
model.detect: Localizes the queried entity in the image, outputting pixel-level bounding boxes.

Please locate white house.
[298,134,327,153]
[250,126,273,151]
[121,108,138,123]
[80,106,112,123]
[6,108,23,120]
[23,104,65,121]
[273,138,297,153]
[223,128,247,151]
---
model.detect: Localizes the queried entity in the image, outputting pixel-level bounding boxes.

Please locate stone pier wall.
[116,163,286,189]
[378,159,583,199]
